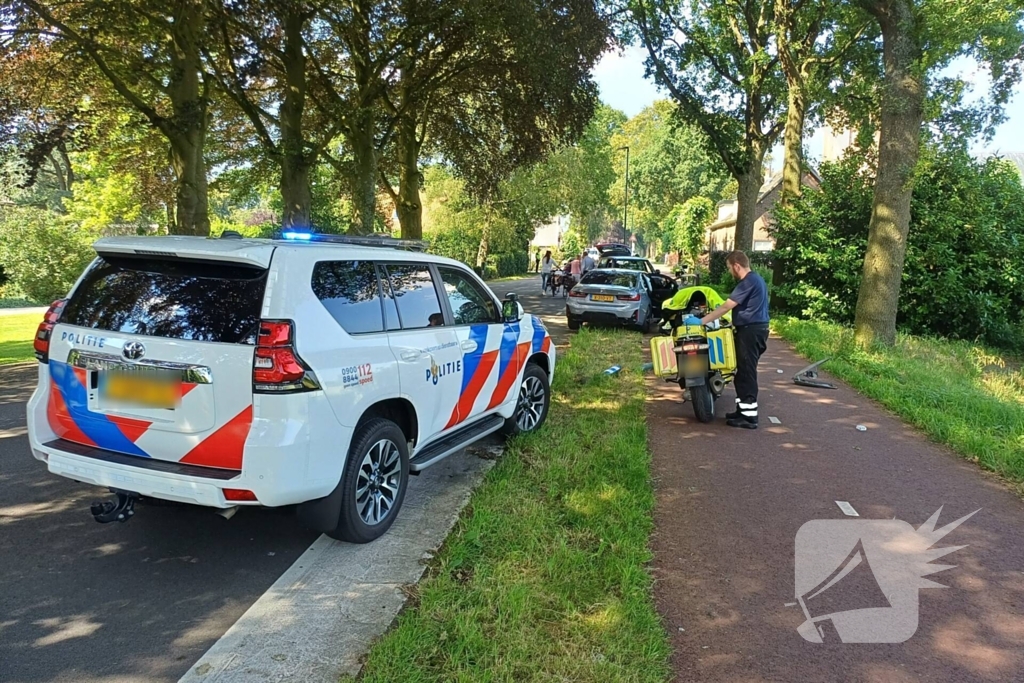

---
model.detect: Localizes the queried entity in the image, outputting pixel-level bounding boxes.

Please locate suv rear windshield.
[599,258,648,272]
[580,271,638,288]
[61,255,268,344]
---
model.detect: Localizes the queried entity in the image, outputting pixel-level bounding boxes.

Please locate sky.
[593,46,1024,172]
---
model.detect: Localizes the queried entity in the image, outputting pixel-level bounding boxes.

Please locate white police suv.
[26,232,554,542]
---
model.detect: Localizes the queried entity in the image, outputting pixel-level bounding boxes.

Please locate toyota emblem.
[123,341,146,360]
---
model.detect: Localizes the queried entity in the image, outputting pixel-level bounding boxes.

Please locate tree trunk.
[476,217,490,270]
[780,83,806,205]
[49,152,68,193]
[165,2,209,236]
[279,8,311,229]
[58,142,73,192]
[168,133,208,236]
[396,111,423,239]
[347,108,378,235]
[733,166,763,252]
[772,80,807,305]
[853,0,923,347]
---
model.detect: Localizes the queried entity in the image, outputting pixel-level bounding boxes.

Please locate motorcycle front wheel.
[690,383,715,423]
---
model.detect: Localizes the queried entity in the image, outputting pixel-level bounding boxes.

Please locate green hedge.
[0,208,99,303]
[488,252,530,278]
[772,144,1024,350]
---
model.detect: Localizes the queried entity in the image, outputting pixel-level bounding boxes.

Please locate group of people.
[536,248,596,293]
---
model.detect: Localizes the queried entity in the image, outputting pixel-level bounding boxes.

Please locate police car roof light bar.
[273,229,429,252]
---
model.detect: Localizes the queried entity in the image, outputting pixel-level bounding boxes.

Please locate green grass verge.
[0,312,40,365]
[350,328,670,683]
[0,297,43,308]
[774,316,1024,485]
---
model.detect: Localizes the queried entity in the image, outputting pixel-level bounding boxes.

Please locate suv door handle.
[460,339,478,352]
[400,351,422,362]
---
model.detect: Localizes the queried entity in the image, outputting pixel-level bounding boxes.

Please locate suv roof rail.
[273,229,429,252]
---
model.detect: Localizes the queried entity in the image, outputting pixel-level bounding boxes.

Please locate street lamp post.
[618,145,629,244]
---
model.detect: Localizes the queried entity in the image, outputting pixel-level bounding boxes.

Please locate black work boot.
[725,399,741,421]
[727,401,758,429]
[727,416,758,429]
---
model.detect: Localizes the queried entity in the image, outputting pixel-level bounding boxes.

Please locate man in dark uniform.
[697,250,770,429]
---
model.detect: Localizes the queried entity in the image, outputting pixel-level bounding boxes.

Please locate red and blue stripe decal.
[530,316,550,354]
[487,323,529,410]
[444,325,495,429]
[45,360,252,470]
[47,360,149,457]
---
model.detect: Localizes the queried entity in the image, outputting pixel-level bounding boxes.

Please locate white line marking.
[836,501,859,517]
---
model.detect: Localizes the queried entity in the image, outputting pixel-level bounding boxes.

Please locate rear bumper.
[566,302,642,326]
[38,439,241,508]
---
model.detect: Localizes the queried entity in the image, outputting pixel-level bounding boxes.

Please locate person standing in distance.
[540,250,554,293]
[692,250,769,429]
[581,248,596,275]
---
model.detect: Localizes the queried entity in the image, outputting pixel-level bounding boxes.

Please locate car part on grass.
[604,365,622,375]
[91,490,138,523]
[792,358,837,389]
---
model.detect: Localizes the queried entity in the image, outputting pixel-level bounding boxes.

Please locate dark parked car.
[595,242,632,257]
[595,255,677,311]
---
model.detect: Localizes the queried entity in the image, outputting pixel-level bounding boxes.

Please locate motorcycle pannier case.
[650,336,678,378]
[706,328,736,371]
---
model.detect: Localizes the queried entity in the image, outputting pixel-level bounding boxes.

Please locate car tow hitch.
[91,490,139,523]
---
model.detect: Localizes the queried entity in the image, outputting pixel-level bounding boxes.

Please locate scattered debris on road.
[835,501,859,517]
[856,425,868,432]
[768,416,781,424]
[792,358,837,389]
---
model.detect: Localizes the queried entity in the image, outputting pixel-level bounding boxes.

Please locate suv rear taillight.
[34,299,66,362]
[253,320,321,393]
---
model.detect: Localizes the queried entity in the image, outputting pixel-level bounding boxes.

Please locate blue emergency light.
[281,231,313,241]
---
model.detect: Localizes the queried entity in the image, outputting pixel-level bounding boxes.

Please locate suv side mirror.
[502,292,523,323]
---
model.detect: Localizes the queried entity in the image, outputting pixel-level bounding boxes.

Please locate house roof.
[709,168,821,231]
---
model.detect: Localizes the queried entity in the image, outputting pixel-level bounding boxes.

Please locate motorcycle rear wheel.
[690,383,715,423]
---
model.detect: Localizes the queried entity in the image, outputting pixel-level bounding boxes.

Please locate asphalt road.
[646,339,1024,681]
[0,275,564,683]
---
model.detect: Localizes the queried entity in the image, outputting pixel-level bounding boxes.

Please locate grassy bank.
[774,316,1024,485]
[351,328,670,682]
[0,312,39,365]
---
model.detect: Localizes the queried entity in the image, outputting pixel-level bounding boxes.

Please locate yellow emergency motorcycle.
[649,286,737,423]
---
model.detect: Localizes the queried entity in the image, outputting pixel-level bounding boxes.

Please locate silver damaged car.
[565,269,654,332]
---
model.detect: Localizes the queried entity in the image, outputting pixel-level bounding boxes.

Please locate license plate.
[99,369,180,409]
[592,294,614,302]
[682,356,706,375]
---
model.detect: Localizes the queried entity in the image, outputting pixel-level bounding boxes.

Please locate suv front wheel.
[502,363,551,436]
[329,418,410,543]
